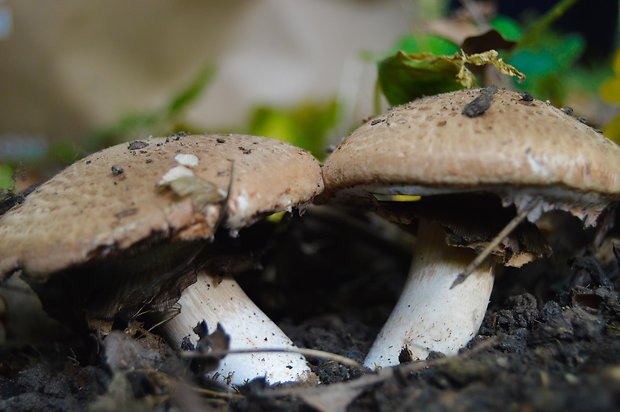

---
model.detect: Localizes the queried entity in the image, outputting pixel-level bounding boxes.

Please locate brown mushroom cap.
[323,89,620,200]
[0,134,323,281]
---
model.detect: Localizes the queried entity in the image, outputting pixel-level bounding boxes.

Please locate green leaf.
[378,50,525,106]
[517,0,578,50]
[600,48,620,104]
[86,111,163,150]
[509,33,584,78]
[378,51,466,105]
[508,31,584,103]
[614,49,620,74]
[0,164,13,190]
[490,16,522,42]
[166,65,215,116]
[600,77,620,104]
[248,100,340,160]
[362,34,459,64]
[86,65,215,151]
[393,34,459,56]
[604,114,620,145]
[510,51,556,77]
[48,141,82,164]
[249,108,293,143]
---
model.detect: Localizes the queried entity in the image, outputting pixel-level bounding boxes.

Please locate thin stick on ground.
[184,337,497,403]
[181,346,364,369]
[147,305,181,332]
[191,386,245,399]
[266,337,498,398]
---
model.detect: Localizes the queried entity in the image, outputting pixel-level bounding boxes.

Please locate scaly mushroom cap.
[0,134,323,282]
[323,89,620,201]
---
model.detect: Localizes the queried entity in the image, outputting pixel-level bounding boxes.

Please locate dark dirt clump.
[0,344,109,411]
[461,86,497,117]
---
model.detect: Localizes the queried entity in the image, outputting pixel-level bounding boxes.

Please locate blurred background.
[0,0,619,190]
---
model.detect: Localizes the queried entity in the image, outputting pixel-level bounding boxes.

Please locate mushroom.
[321,88,620,368]
[0,134,324,385]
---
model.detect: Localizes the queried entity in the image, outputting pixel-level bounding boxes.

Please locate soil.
[1,207,619,411]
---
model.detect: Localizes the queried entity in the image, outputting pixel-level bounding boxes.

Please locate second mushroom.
[321,88,620,368]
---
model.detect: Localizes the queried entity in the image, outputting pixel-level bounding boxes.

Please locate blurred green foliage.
[48,141,82,164]
[84,64,339,161]
[8,61,341,182]
[600,49,620,104]
[247,100,340,160]
[375,0,599,108]
[601,49,620,143]
[509,32,584,102]
[490,16,522,42]
[86,65,215,151]
[516,0,577,50]
[0,164,13,190]
[7,0,618,183]
[0,66,215,186]
[496,0,615,109]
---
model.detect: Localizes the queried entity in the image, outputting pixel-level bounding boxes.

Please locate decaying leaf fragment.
[459,49,524,83]
[378,49,525,105]
[182,321,231,375]
[159,174,224,215]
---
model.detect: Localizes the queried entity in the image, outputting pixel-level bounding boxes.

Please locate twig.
[451,199,540,288]
[181,346,364,370]
[191,386,244,399]
[266,337,497,398]
[178,337,498,407]
[147,304,181,332]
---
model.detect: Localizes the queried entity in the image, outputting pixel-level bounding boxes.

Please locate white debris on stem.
[162,270,314,386]
[364,220,494,369]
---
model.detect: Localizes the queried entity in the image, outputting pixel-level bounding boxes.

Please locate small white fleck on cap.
[175,153,199,167]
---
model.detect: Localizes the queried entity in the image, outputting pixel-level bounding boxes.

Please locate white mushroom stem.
[162,271,313,386]
[364,220,494,369]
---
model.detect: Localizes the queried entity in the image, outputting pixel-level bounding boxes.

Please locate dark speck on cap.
[127,141,149,151]
[462,87,496,118]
